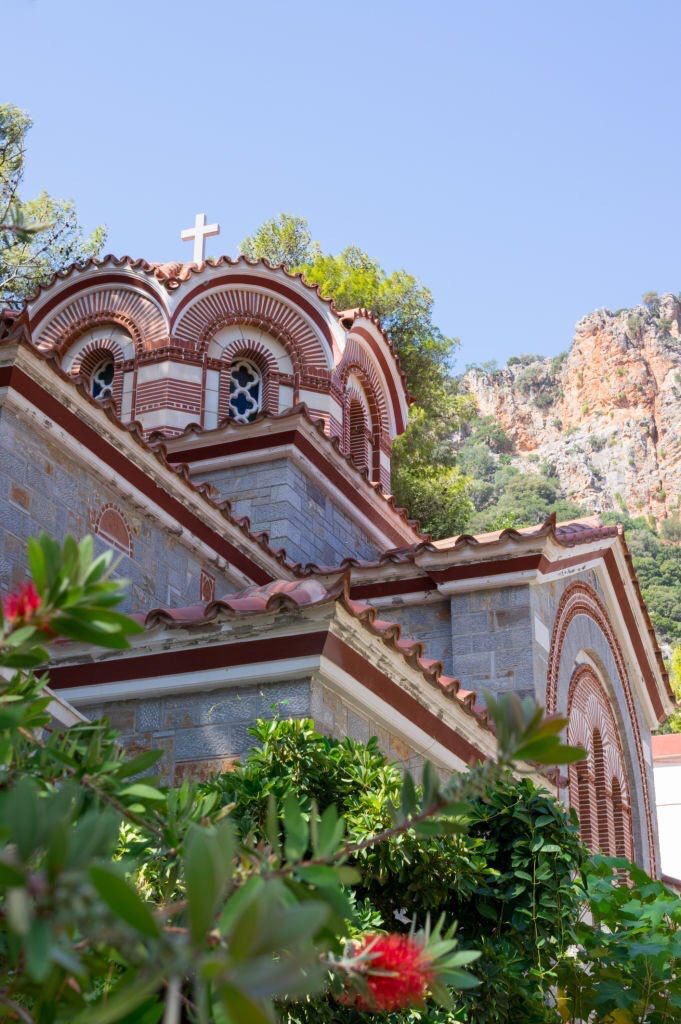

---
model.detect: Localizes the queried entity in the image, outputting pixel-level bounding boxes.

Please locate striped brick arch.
[345,383,372,475]
[547,581,656,871]
[567,665,634,858]
[61,327,135,416]
[173,287,330,370]
[335,338,391,440]
[92,504,132,557]
[35,287,168,353]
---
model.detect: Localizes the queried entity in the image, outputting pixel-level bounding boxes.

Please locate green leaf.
[27,536,47,592]
[114,749,164,778]
[7,776,40,858]
[89,865,159,938]
[4,625,37,647]
[400,771,418,820]
[218,985,274,1024]
[253,901,329,952]
[0,860,26,886]
[119,783,165,802]
[265,793,281,859]
[283,793,308,862]
[295,865,340,887]
[184,823,234,944]
[336,866,361,886]
[315,804,344,859]
[218,875,263,936]
[25,918,51,982]
[515,739,586,765]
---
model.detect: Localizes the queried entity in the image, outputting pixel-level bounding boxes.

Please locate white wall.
[653,754,681,879]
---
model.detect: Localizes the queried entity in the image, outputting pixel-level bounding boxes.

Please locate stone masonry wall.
[194,459,380,568]
[78,674,427,783]
[368,600,454,677]
[79,679,312,783]
[449,585,535,700]
[0,408,234,611]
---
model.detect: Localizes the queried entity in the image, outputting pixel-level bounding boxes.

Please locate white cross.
[180,212,220,263]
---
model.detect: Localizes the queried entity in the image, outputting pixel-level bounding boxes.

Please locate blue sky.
[4,0,681,367]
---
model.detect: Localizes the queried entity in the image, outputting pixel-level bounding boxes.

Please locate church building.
[0,219,674,877]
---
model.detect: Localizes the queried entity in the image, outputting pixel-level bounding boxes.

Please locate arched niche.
[567,665,634,860]
[547,581,657,872]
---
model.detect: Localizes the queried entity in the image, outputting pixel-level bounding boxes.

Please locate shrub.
[661,514,681,543]
[215,719,586,1024]
[533,389,556,409]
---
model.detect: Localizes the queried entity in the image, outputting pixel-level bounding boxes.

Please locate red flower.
[3,582,42,625]
[345,933,434,1012]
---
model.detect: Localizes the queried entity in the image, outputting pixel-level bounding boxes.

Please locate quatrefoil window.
[228,359,262,423]
[91,358,115,401]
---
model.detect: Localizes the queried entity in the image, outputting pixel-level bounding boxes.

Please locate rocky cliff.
[463,293,681,523]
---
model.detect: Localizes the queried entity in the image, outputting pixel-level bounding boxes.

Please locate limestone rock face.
[463,294,681,521]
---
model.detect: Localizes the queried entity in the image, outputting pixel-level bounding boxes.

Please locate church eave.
[159,404,426,549]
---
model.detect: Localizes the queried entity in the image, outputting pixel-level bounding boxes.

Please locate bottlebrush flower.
[344,933,434,1012]
[3,582,42,625]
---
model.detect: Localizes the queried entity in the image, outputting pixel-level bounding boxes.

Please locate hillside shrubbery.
[453,415,584,534]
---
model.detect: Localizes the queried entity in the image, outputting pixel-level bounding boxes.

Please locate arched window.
[91,357,115,401]
[349,398,368,472]
[228,359,262,423]
[567,666,635,860]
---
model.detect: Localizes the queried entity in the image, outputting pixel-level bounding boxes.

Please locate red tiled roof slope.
[142,574,489,730]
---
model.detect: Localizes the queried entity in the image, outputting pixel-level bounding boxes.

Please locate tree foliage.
[0,104,105,308]
[600,510,681,648]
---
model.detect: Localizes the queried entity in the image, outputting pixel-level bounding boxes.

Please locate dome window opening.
[91,358,115,401]
[228,359,262,423]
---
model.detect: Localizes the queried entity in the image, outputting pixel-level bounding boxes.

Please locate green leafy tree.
[240,215,476,536]
[240,213,317,269]
[0,104,105,308]
[556,856,681,1023]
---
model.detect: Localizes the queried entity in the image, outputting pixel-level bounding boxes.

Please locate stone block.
[135,700,163,732]
[451,651,493,680]
[174,756,239,784]
[494,607,530,629]
[255,681,310,718]
[174,723,253,761]
[346,710,370,744]
[100,703,136,732]
[453,612,492,635]
[9,483,30,510]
